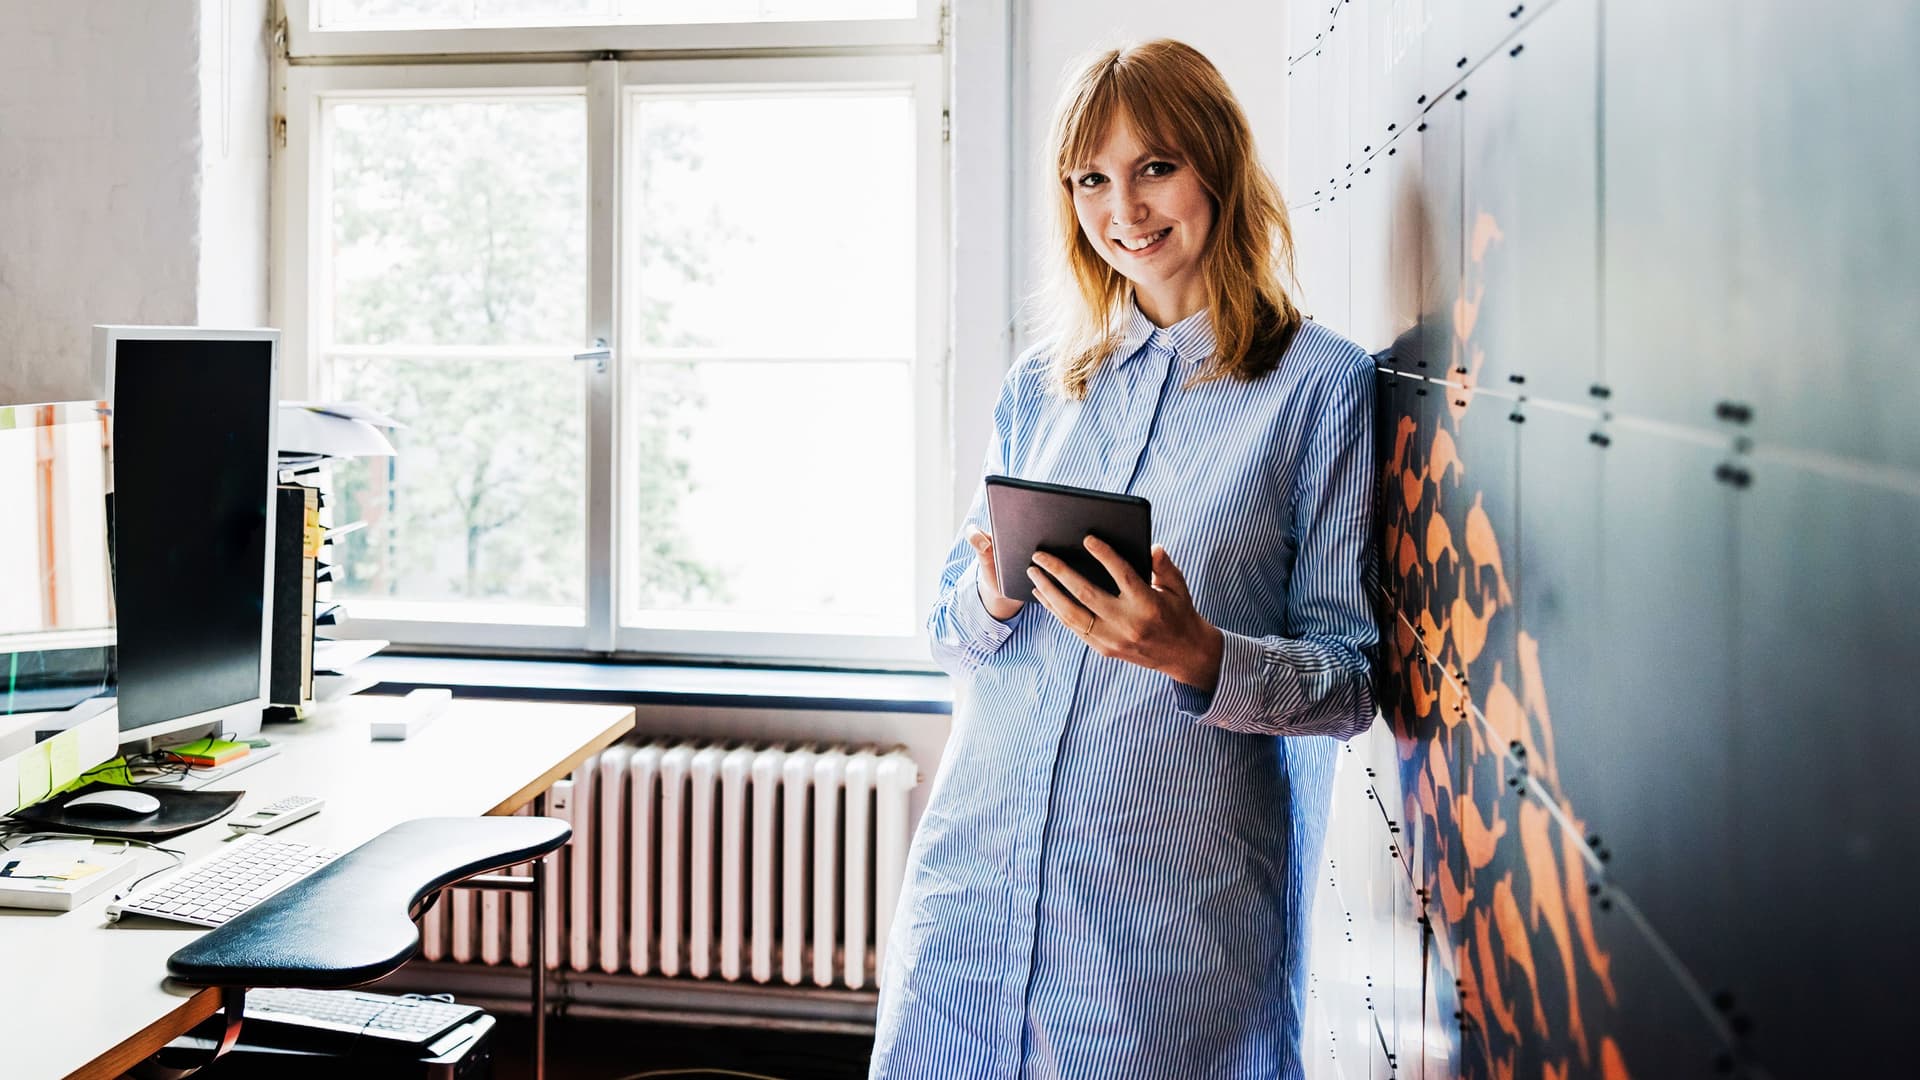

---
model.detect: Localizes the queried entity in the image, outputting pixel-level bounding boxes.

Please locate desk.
[0,694,634,1080]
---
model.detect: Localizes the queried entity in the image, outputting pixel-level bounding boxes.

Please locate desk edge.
[487,706,636,816]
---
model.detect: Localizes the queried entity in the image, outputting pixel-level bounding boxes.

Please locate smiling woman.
[872,38,1379,1080]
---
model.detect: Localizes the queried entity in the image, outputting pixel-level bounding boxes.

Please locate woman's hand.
[1027,538,1225,690]
[968,526,1026,623]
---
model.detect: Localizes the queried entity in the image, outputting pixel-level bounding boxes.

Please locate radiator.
[422,740,919,992]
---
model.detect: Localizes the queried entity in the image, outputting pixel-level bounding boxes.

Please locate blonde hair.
[1043,39,1301,399]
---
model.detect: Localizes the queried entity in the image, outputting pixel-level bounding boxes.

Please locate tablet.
[984,475,1152,603]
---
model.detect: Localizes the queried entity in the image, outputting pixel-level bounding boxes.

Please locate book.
[269,484,321,706]
[0,837,143,911]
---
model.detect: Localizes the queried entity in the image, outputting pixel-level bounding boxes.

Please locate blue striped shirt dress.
[871,304,1381,1080]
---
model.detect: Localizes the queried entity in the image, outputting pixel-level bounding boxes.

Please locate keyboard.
[244,987,482,1045]
[105,833,341,927]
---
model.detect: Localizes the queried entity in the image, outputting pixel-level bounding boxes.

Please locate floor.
[489,1013,873,1080]
[183,1012,873,1080]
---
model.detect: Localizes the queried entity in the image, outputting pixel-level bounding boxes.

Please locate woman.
[872,40,1378,1079]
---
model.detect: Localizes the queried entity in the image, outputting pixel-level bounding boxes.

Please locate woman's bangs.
[1110,74,1189,163]
[1059,79,1121,178]
[1059,75,1186,177]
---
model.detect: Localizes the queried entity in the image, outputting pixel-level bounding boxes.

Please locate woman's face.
[1069,116,1215,326]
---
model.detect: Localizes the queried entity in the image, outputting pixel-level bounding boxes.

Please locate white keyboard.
[106,833,341,927]
[245,987,481,1045]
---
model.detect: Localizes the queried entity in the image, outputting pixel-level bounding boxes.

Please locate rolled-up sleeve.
[925,357,1035,678]
[1175,350,1379,738]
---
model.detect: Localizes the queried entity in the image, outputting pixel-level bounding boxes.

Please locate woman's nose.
[1108,180,1147,226]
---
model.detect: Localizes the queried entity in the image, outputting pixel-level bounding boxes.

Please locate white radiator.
[422,740,919,991]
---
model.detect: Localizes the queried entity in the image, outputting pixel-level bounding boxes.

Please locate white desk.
[0,694,634,1080]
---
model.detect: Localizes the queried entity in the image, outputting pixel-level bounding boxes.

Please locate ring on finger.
[1082,613,1096,636]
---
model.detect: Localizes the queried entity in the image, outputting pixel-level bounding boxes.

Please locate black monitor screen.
[111,338,274,732]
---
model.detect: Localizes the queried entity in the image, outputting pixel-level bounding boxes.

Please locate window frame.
[280,0,943,60]
[274,38,950,666]
[608,54,948,663]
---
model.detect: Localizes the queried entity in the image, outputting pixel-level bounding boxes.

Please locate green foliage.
[324,98,724,609]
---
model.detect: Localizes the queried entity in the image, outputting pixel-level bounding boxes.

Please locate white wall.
[0,0,270,406]
[1012,1,1290,346]
[945,0,1289,520]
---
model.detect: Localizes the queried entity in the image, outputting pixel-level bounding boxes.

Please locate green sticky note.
[49,729,82,788]
[54,755,130,797]
[17,742,52,807]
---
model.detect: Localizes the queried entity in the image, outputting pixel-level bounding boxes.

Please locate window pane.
[329,99,586,347]
[621,360,915,635]
[322,95,588,624]
[618,88,920,637]
[624,92,916,360]
[318,0,914,30]
[322,354,586,623]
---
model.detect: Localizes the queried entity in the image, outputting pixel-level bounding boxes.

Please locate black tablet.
[984,475,1152,603]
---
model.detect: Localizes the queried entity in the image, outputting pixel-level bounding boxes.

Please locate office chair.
[139,816,570,1080]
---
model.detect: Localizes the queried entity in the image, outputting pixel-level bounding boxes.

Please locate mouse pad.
[8,782,243,840]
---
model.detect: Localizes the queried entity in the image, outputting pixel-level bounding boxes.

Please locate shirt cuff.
[1173,628,1269,732]
[947,564,1019,648]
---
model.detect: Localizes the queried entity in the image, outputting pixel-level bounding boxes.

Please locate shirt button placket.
[1114,342,1169,488]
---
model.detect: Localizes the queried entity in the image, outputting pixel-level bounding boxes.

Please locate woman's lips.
[1114,227,1172,256]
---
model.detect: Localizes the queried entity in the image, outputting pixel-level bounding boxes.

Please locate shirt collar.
[1114,302,1216,368]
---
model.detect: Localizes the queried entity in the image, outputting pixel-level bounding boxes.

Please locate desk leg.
[531,855,547,1080]
[456,868,552,1080]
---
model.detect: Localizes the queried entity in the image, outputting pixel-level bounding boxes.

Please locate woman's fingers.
[969,527,998,581]
[1083,535,1148,595]
[1150,544,1191,600]
[970,527,1023,620]
[1029,550,1109,613]
[1026,565,1092,629]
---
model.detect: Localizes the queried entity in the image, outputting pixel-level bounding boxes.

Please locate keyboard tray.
[167,816,569,989]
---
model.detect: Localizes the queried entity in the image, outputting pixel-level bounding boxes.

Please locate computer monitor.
[0,401,117,750]
[96,326,280,748]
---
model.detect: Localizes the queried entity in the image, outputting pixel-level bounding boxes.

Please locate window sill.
[359,654,953,715]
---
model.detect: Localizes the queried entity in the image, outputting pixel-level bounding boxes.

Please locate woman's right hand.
[968,526,1025,622]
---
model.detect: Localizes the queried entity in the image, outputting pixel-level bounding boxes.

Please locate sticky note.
[17,742,52,807]
[49,729,81,789]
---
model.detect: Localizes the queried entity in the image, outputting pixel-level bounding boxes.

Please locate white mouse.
[66,789,162,817]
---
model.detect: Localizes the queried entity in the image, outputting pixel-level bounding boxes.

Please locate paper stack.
[267,402,400,719]
[0,836,142,911]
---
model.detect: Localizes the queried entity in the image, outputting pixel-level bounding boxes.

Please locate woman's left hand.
[1028,538,1225,691]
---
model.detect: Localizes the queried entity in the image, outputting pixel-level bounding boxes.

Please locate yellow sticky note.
[49,729,82,788]
[17,742,53,807]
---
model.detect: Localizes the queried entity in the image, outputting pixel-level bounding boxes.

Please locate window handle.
[573,338,611,374]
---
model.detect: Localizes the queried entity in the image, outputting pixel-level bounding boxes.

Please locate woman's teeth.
[1118,228,1170,252]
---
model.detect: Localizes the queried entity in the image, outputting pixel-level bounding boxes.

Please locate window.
[276,5,948,663]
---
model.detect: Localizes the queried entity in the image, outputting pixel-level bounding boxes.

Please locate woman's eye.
[1076,173,1108,189]
[1143,160,1177,177]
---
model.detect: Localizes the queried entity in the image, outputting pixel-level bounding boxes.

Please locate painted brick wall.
[0,0,268,405]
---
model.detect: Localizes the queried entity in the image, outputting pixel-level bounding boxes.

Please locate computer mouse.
[66,789,163,817]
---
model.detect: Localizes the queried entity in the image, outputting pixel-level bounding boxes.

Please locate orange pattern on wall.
[1372,203,1634,1078]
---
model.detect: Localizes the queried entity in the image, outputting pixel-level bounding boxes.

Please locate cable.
[0,830,183,894]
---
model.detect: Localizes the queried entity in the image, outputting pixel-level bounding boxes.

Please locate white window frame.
[273,24,953,666]
[281,0,942,60]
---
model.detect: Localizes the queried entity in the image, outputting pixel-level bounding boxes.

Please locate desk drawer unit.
[422,739,919,993]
